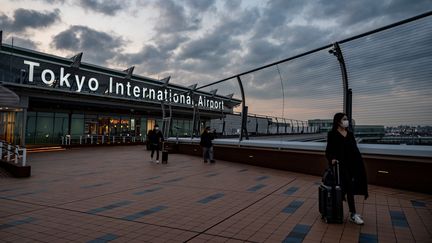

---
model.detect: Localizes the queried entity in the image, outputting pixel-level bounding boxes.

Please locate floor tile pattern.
[0,146,431,242]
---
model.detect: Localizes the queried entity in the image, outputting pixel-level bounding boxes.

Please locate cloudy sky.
[1,0,431,125]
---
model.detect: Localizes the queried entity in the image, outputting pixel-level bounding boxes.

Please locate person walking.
[325,112,368,225]
[200,126,215,163]
[147,124,164,163]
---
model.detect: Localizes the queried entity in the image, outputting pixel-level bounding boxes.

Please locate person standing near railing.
[147,124,164,163]
[325,112,368,225]
[200,126,216,163]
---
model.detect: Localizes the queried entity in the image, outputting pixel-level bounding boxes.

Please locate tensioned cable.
[161,12,432,125]
[165,12,431,132]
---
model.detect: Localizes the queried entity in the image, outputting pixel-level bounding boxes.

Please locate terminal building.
[0,42,241,146]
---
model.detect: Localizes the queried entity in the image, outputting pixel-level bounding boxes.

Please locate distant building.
[308,119,385,138]
[210,114,317,136]
[308,119,332,133]
[355,125,385,138]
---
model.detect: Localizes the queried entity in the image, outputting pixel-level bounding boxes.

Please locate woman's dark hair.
[332,112,346,131]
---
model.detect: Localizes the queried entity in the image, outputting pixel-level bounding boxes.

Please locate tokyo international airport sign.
[0,52,225,110]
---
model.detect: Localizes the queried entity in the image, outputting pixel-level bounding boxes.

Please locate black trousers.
[347,192,356,214]
[151,143,160,160]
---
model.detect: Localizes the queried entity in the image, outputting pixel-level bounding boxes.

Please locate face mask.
[155,127,159,130]
[341,120,349,128]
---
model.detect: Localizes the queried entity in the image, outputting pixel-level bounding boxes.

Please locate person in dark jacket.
[147,124,164,163]
[325,112,368,225]
[200,126,215,163]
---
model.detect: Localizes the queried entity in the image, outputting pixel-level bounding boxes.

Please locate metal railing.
[0,140,27,166]
[174,11,432,144]
[61,135,146,145]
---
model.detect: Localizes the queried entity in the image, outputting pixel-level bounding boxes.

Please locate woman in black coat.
[325,112,368,225]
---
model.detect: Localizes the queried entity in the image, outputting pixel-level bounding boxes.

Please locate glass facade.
[171,119,193,137]
[23,111,188,145]
[26,112,36,144]
[71,114,84,137]
[35,112,54,144]
[25,112,68,144]
[2,104,219,146]
[54,113,68,143]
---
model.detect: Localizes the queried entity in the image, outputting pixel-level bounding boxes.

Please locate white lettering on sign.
[116,82,124,95]
[109,77,113,93]
[60,67,71,87]
[88,78,98,91]
[133,86,140,97]
[21,59,226,110]
[41,69,55,85]
[75,75,85,92]
[23,60,39,82]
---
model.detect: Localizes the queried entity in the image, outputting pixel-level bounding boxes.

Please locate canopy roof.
[0,85,20,108]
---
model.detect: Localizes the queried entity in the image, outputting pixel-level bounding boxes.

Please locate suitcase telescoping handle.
[333,160,340,186]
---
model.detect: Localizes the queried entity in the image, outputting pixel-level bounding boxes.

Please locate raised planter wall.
[167,141,432,194]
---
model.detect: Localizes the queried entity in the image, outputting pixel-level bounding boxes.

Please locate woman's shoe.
[349,213,364,225]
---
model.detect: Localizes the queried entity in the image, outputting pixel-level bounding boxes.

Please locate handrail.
[167,137,432,159]
[0,141,27,166]
[61,134,147,145]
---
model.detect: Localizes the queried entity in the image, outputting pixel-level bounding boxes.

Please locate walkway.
[0,146,431,242]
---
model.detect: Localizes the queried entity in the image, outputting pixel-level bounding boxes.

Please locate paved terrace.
[0,146,431,243]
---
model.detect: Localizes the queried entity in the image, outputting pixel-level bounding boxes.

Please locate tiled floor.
[0,146,431,243]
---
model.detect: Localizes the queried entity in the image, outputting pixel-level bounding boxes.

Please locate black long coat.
[148,130,164,145]
[325,130,368,198]
[200,131,214,148]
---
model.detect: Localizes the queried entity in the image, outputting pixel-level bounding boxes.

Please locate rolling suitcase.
[161,142,168,164]
[319,161,343,224]
[162,150,168,164]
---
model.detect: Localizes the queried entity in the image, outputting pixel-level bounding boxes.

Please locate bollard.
[80,136,82,144]
[102,135,105,144]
